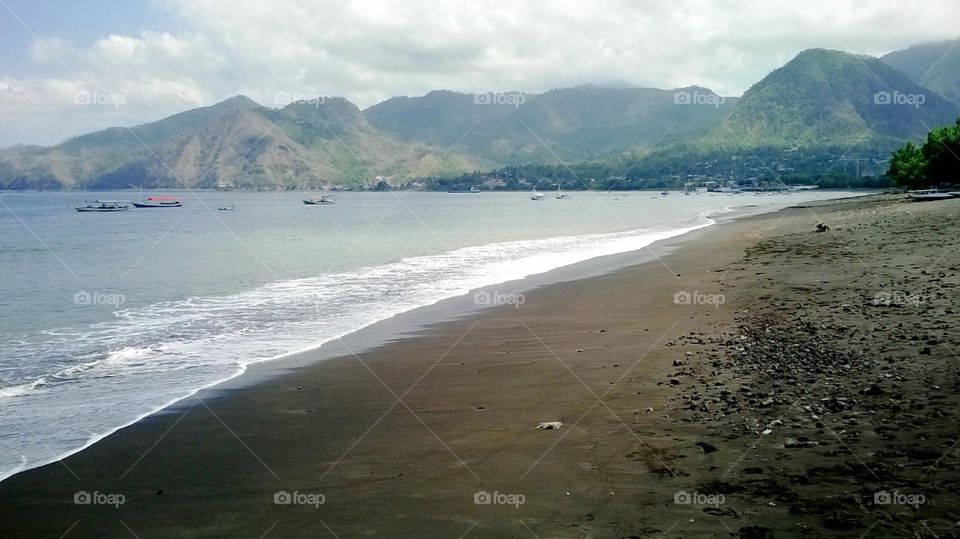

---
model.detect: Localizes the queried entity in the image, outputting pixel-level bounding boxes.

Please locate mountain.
[0,85,738,189]
[2,44,959,190]
[881,40,960,108]
[365,86,737,162]
[709,49,958,148]
[0,95,485,189]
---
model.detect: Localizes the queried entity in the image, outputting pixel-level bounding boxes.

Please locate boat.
[217,204,236,211]
[908,189,956,201]
[131,196,182,208]
[530,188,545,201]
[303,195,338,205]
[555,184,569,199]
[447,186,480,194]
[75,200,130,212]
[660,191,669,196]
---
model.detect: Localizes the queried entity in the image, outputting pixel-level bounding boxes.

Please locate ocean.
[0,189,860,480]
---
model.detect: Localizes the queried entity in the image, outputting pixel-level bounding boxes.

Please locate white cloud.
[2,0,959,146]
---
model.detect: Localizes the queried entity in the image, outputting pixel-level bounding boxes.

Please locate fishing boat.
[530,188,545,201]
[131,196,182,208]
[303,195,338,205]
[555,184,569,199]
[447,186,480,193]
[75,200,130,212]
[908,189,955,201]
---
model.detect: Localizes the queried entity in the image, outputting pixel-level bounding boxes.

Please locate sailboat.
[530,187,545,201]
[555,184,569,199]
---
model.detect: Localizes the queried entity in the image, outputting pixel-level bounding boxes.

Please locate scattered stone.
[694,441,718,454]
[784,437,818,449]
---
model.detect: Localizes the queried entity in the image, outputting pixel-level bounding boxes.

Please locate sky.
[0,0,958,146]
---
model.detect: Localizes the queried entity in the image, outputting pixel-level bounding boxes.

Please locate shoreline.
[7,194,871,484]
[0,199,748,483]
[7,193,950,538]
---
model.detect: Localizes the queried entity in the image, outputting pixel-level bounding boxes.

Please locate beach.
[1,194,958,538]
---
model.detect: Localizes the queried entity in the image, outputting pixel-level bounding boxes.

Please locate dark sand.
[2,195,958,538]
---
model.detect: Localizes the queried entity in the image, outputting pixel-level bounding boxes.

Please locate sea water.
[0,189,861,480]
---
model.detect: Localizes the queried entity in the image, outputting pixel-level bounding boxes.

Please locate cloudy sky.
[1,0,958,146]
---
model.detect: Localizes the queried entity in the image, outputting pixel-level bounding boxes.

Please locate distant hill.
[365,86,737,163]
[881,40,960,108]
[709,49,958,148]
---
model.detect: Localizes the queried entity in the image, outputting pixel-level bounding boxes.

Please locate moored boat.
[303,195,338,205]
[75,200,130,212]
[908,189,956,201]
[132,196,182,208]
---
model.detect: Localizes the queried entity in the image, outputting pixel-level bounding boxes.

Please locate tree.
[922,118,960,185]
[887,143,928,189]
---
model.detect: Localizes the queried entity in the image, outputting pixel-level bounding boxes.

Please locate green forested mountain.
[707,49,957,148]
[881,40,960,108]
[1,44,958,190]
[365,86,736,163]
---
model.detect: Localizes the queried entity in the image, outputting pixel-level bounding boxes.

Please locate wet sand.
[1,194,958,538]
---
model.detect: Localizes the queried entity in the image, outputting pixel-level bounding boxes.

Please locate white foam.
[0,191,865,482]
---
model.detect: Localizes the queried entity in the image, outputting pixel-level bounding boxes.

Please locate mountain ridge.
[881,40,960,108]
[1,44,958,189]
[702,48,957,148]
